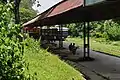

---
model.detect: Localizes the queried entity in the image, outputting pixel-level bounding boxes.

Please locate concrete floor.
[61,42,120,80]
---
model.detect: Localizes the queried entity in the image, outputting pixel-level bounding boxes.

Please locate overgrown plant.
[90,20,120,41]
[0,3,26,79]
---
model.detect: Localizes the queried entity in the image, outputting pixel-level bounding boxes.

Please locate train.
[23,26,69,41]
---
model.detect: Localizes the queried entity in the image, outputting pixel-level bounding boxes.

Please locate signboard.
[85,0,105,6]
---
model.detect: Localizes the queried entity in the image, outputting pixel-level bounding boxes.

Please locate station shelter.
[23,0,120,59]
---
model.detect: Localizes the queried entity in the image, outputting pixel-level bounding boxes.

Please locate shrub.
[0,3,26,79]
[106,22,120,41]
[91,20,120,41]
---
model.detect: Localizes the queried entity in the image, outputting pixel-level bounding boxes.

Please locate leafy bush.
[106,23,120,41]
[91,20,120,41]
[0,3,26,79]
[92,32,103,38]
[66,23,84,37]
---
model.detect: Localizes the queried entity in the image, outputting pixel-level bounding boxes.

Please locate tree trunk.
[14,0,21,24]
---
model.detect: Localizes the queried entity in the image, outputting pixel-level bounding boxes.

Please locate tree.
[0,0,21,24]
[1,0,37,24]
[19,0,37,23]
[66,23,85,37]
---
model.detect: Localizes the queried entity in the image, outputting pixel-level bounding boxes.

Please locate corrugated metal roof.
[23,0,83,27]
[48,0,83,17]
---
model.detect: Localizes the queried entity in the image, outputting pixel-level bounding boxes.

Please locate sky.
[32,0,62,14]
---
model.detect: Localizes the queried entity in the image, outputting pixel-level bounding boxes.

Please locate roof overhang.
[23,0,120,27]
[23,0,84,27]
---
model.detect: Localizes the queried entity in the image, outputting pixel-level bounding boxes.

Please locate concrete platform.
[55,42,120,80]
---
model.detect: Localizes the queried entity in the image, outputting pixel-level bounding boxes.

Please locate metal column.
[83,22,90,58]
[40,26,42,41]
[83,0,90,58]
[83,22,86,58]
[87,22,90,58]
[59,25,63,48]
[83,0,86,58]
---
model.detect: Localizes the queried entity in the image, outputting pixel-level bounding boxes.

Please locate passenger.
[73,43,75,47]
[69,43,73,51]
[72,43,78,55]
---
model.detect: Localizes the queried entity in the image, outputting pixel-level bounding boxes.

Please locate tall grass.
[24,38,85,80]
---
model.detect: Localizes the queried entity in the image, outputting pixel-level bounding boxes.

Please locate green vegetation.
[66,20,120,41]
[24,38,85,80]
[66,37,120,57]
[66,23,84,37]
[90,20,120,41]
[20,0,37,23]
[0,3,26,79]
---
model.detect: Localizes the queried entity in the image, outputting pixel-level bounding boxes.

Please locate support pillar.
[40,26,42,41]
[83,21,90,58]
[87,22,90,58]
[83,21,86,58]
[59,25,63,48]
